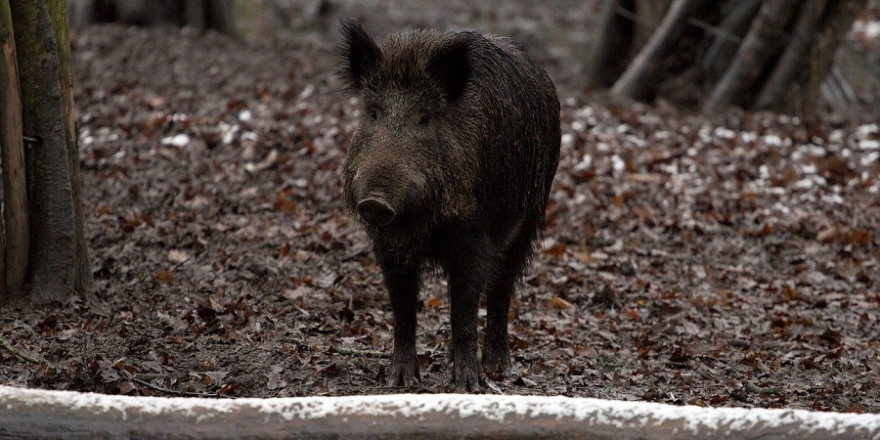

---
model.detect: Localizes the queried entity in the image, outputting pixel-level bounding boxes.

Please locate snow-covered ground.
[2,386,879,438]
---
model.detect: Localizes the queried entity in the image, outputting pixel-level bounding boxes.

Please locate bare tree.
[589,0,869,115]
[1,0,92,305]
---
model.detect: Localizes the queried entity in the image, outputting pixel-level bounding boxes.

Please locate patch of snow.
[862,152,879,167]
[561,133,575,149]
[611,155,625,173]
[859,140,879,151]
[238,109,253,122]
[574,154,592,171]
[853,19,880,39]
[762,135,782,147]
[219,122,238,145]
[2,387,880,437]
[857,123,878,137]
[822,194,844,205]
[161,134,190,148]
[713,127,735,139]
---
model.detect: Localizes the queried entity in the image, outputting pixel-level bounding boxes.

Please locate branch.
[131,377,230,399]
[0,338,47,364]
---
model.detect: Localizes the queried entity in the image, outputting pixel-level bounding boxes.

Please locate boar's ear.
[339,19,381,92]
[427,36,471,101]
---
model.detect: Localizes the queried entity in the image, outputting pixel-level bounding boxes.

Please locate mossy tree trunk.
[590,0,868,115]
[1,0,92,305]
[0,0,29,298]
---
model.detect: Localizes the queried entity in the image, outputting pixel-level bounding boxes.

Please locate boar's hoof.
[452,357,486,392]
[388,359,420,387]
[357,196,396,226]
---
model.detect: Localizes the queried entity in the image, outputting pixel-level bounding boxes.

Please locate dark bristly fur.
[338,19,560,391]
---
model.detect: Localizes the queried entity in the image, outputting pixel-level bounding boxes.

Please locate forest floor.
[2,3,880,414]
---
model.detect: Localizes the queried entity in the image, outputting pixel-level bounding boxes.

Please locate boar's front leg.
[445,232,493,392]
[378,254,421,387]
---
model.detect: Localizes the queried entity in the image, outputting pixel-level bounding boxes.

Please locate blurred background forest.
[70,0,880,120]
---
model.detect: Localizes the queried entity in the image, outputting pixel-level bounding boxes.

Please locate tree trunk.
[703,0,800,114]
[10,0,76,304]
[49,0,94,298]
[588,0,868,115]
[611,0,702,100]
[0,0,30,299]
[754,0,827,111]
[702,0,762,81]
[788,0,868,114]
[586,0,636,89]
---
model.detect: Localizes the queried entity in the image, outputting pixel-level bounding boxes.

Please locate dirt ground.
[2,2,880,414]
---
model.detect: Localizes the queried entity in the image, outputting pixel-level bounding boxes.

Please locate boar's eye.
[417,113,430,126]
[366,106,380,121]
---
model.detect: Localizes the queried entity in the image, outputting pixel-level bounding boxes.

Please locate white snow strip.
[853,20,880,39]
[1,385,879,438]
[160,133,190,148]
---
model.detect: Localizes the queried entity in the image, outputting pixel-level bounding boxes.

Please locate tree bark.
[703,0,800,114]
[796,0,869,114]
[754,0,827,111]
[10,0,76,304]
[702,0,762,81]
[49,0,94,298]
[611,0,703,100]
[0,0,29,299]
[586,0,637,89]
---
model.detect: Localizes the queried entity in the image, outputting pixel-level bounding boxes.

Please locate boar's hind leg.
[445,234,494,392]
[482,229,533,374]
[380,258,421,387]
[482,275,514,373]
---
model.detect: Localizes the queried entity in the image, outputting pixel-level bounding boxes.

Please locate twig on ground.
[0,338,47,365]
[746,382,781,395]
[131,377,231,399]
[329,346,389,358]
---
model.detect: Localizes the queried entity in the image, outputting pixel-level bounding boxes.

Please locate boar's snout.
[357,194,396,227]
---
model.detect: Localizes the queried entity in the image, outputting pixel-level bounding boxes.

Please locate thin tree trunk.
[205,0,235,35]
[10,0,76,304]
[0,0,29,299]
[754,0,827,111]
[586,0,636,89]
[800,0,869,114]
[611,0,702,100]
[702,0,762,81]
[49,0,93,297]
[703,0,800,114]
